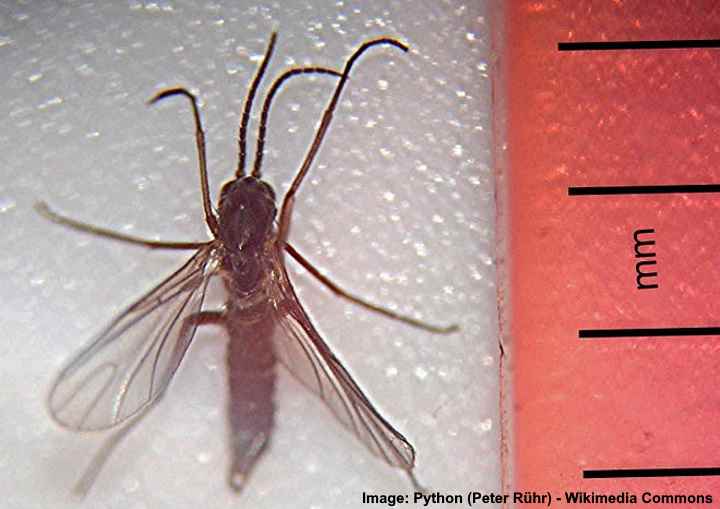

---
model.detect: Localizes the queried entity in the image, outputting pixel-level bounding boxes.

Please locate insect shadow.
[38,32,458,496]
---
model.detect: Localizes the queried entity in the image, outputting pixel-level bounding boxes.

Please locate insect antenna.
[277,38,409,241]
[252,66,342,178]
[237,32,278,177]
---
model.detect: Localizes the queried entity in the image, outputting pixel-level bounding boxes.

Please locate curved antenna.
[148,87,220,237]
[277,38,409,242]
[252,67,342,178]
[237,32,277,178]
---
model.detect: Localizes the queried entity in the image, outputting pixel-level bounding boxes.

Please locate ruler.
[503,3,720,506]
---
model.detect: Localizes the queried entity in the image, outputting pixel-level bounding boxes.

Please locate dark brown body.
[43,34,445,496]
[218,176,280,490]
[225,298,276,490]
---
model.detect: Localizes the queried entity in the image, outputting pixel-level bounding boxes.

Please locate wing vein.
[48,245,218,431]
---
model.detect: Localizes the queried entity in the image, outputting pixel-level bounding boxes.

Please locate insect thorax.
[218,176,277,250]
[218,176,277,295]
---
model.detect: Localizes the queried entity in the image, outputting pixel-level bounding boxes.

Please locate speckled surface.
[1,2,496,508]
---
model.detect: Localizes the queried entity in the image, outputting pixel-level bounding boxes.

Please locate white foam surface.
[1,1,497,507]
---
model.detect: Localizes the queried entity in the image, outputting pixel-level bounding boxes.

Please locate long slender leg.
[148,88,220,236]
[35,202,210,250]
[72,310,226,497]
[409,471,430,495]
[252,67,341,178]
[237,33,277,177]
[181,309,227,328]
[285,242,458,334]
[277,38,408,243]
[72,406,147,497]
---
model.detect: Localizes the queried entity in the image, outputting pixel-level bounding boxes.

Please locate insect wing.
[49,245,218,431]
[271,252,415,471]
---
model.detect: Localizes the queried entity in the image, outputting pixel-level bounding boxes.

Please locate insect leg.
[182,309,226,328]
[72,408,146,497]
[409,471,431,496]
[284,242,458,333]
[35,202,210,250]
[71,309,225,496]
[148,88,220,236]
[277,38,409,243]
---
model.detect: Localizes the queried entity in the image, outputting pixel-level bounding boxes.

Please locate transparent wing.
[270,251,415,471]
[48,245,218,431]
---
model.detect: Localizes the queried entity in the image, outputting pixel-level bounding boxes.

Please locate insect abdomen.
[225,304,277,492]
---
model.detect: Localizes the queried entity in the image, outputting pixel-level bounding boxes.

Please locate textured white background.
[1,1,497,508]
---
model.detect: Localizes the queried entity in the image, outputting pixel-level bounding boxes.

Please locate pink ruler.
[502,2,720,506]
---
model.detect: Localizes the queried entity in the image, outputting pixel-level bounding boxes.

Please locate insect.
[39,32,458,495]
